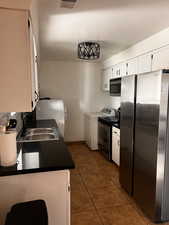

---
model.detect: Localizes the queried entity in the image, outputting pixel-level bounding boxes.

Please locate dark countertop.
[98,117,120,129]
[0,120,75,177]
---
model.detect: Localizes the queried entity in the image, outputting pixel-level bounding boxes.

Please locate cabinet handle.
[28,20,31,28]
[35,56,38,64]
[68,185,71,192]
[35,91,39,102]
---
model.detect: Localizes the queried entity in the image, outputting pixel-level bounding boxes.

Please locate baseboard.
[66,141,85,145]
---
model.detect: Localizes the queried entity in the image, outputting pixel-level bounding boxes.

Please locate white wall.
[39,61,110,142]
[103,26,169,68]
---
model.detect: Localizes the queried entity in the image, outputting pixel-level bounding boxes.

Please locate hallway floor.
[68,143,169,225]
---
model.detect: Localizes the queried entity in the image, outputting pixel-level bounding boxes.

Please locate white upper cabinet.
[113,64,121,78]
[126,58,138,76]
[0,8,39,112]
[152,45,169,71]
[102,44,169,88]
[102,67,112,92]
[113,63,127,78]
[138,53,153,74]
[30,23,39,110]
[121,63,127,77]
[0,0,32,10]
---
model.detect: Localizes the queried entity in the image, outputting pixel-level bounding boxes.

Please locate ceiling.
[39,0,169,62]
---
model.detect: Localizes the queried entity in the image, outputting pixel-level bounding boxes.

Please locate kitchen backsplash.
[0,112,23,134]
[0,113,10,124]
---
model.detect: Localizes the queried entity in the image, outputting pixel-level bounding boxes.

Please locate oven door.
[98,120,112,161]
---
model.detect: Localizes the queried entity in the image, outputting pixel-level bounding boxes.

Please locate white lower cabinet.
[0,171,70,225]
[112,127,120,166]
[84,114,99,150]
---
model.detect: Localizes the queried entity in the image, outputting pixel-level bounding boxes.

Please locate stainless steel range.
[98,109,120,161]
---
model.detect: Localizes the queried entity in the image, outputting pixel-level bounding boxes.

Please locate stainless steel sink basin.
[24,133,59,141]
[17,127,59,142]
[25,128,56,135]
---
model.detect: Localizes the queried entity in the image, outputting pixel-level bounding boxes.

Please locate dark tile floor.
[68,143,169,225]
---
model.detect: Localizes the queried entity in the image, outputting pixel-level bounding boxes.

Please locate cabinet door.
[84,115,91,148]
[33,36,39,96]
[90,117,99,150]
[121,63,127,77]
[0,9,32,112]
[112,130,118,163]
[116,134,120,166]
[0,0,31,10]
[152,45,169,71]
[138,53,153,74]
[0,8,39,112]
[0,171,70,225]
[113,63,127,78]
[29,21,39,110]
[126,58,138,76]
[112,128,120,166]
[113,65,120,78]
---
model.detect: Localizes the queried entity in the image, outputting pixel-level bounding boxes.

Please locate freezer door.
[134,71,162,221]
[120,75,136,195]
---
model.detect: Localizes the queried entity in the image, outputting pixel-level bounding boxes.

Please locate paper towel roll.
[0,131,17,167]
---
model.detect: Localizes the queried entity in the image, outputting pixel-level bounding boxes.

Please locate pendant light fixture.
[78,42,100,60]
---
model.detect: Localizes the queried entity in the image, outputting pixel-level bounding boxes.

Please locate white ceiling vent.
[60,0,78,9]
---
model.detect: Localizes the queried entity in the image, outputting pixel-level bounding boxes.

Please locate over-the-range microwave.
[110,78,121,96]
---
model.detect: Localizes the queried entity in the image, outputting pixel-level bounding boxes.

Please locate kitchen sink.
[24,133,59,141]
[17,127,59,142]
[25,128,56,135]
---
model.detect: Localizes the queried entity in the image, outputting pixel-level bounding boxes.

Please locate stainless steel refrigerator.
[120,69,169,222]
